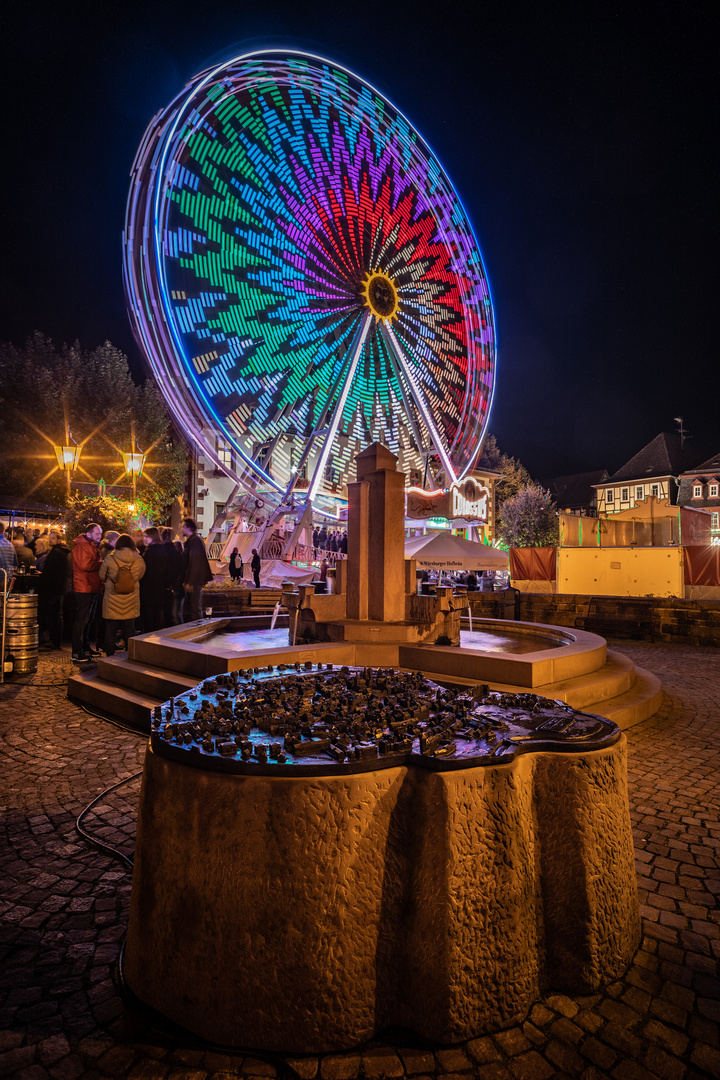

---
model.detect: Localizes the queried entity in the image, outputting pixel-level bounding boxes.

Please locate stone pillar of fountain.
[347,443,406,623]
[346,477,369,621]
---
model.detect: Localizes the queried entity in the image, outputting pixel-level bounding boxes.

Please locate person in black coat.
[140,527,169,631]
[160,528,183,626]
[181,519,213,621]
[39,531,72,649]
[251,548,261,589]
[229,547,243,582]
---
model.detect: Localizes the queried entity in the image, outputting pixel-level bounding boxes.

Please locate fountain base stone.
[125,735,640,1052]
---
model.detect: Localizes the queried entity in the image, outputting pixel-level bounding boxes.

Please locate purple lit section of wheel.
[124,51,496,497]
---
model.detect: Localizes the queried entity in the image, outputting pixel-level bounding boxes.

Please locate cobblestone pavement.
[1,642,719,1080]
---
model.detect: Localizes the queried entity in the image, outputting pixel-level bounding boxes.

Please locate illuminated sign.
[406,477,491,522]
[406,487,447,520]
[450,478,490,521]
[124,51,496,509]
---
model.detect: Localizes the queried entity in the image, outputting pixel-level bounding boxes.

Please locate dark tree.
[0,333,188,518]
[497,486,560,548]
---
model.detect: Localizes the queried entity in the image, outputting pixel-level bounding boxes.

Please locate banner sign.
[406,477,491,523]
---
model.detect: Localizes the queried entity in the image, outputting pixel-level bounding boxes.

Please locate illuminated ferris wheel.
[124,51,496,512]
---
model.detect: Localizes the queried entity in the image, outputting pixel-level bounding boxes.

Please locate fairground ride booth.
[509,500,720,600]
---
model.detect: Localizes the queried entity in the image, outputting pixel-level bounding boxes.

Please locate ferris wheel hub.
[362,271,399,321]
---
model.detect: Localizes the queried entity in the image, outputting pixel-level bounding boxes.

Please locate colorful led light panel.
[124,51,496,494]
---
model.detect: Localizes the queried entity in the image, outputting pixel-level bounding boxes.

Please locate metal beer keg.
[5,593,39,675]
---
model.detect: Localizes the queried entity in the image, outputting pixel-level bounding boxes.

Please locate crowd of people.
[0,517,213,663]
[311,526,347,559]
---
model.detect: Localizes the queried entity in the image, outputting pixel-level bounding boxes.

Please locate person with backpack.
[99,534,145,656]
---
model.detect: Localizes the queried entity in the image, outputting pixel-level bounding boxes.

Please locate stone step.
[96,656,199,700]
[588,666,663,730]
[536,650,636,710]
[68,669,156,731]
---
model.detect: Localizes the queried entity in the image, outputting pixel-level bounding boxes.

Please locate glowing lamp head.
[123,452,146,477]
[53,444,82,472]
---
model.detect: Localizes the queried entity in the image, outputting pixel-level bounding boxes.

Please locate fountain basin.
[127,616,605,689]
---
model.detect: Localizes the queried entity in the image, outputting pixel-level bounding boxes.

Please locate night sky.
[1,1,716,481]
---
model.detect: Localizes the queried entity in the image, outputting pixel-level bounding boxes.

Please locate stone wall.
[467,592,720,646]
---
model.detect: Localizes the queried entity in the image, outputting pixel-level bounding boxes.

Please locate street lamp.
[53,443,82,472]
[53,433,82,496]
[122,445,146,499]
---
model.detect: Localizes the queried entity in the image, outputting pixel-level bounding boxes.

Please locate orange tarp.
[509,547,557,581]
[683,545,720,587]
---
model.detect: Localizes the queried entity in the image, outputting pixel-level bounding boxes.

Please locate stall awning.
[404,531,509,571]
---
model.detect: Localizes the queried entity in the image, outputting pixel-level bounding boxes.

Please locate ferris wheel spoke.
[308,311,373,500]
[382,335,427,460]
[381,323,457,485]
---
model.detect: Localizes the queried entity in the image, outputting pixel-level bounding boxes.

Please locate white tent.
[242,559,317,589]
[404,531,509,571]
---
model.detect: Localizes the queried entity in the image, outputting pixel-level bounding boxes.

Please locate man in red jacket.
[71,523,103,662]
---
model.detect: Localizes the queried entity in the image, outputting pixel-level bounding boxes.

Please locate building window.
[693,483,703,499]
[636,486,644,500]
[255,445,271,470]
[709,483,719,499]
[606,489,614,504]
[621,487,629,502]
[712,512,719,531]
[650,484,659,497]
[217,440,233,470]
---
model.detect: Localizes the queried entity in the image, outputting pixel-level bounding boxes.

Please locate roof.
[680,451,720,477]
[551,470,608,509]
[0,495,63,515]
[603,433,702,484]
